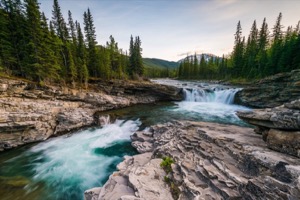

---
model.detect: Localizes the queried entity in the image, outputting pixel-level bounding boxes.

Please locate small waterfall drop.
[183,88,240,104]
[98,115,111,126]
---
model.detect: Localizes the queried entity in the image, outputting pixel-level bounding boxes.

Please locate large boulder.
[235,69,300,108]
[237,99,300,157]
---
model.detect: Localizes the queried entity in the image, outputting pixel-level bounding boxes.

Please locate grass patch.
[160,156,180,199]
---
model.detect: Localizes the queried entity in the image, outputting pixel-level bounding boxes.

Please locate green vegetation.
[0,0,144,86]
[160,156,174,173]
[160,156,180,199]
[178,13,300,80]
[143,58,178,78]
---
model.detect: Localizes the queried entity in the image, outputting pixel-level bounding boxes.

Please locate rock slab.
[235,69,300,108]
[93,121,300,200]
[237,99,300,157]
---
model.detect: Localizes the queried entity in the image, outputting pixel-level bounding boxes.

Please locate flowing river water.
[0,79,251,200]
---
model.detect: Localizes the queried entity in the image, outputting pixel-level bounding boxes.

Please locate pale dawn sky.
[40,0,300,61]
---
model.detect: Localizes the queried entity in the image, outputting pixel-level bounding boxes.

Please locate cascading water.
[183,88,241,104]
[0,119,140,200]
[176,86,249,125]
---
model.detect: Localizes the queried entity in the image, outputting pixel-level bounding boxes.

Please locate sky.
[40,0,300,61]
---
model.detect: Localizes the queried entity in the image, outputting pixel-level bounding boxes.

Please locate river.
[0,79,250,200]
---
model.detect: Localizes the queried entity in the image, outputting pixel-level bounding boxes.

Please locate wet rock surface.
[237,99,300,158]
[0,78,183,151]
[92,121,300,200]
[235,69,300,108]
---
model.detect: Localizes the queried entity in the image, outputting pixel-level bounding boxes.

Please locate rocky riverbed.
[0,78,182,151]
[87,120,300,200]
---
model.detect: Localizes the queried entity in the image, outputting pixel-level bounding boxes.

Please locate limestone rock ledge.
[89,121,300,200]
[237,99,300,157]
[235,69,300,108]
[85,153,173,200]
[0,78,183,151]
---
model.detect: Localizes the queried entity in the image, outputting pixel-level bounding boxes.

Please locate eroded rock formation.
[237,99,300,158]
[89,121,300,200]
[235,69,300,108]
[0,78,183,151]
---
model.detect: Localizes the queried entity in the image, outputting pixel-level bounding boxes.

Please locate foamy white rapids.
[26,119,141,198]
[183,88,241,104]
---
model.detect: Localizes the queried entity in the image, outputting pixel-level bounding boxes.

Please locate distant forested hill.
[143,58,179,69]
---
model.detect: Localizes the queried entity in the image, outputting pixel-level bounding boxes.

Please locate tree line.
[177,13,300,80]
[0,0,144,86]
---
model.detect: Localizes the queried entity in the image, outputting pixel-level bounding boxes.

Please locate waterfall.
[98,115,111,126]
[183,88,240,104]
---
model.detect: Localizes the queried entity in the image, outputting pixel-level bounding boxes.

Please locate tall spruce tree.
[76,22,89,86]
[269,12,284,74]
[24,0,46,81]
[128,35,135,76]
[1,0,27,75]
[134,36,143,76]
[0,3,15,71]
[244,20,258,78]
[256,18,269,77]
[232,21,244,77]
[51,0,76,84]
[83,8,99,77]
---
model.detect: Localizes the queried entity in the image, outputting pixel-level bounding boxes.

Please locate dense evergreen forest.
[178,13,300,80]
[0,0,144,86]
[1,1,299,82]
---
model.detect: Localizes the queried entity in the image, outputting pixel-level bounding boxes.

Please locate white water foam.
[176,87,250,125]
[26,119,141,199]
[183,88,241,104]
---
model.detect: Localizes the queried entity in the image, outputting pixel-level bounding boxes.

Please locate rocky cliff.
[87,121,300,200]
[235,69,300,108]
[0,78,183,151]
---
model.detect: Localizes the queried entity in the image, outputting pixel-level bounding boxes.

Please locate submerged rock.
[93,121,300,199]
[0,78,183,151]
[235,69,300,108]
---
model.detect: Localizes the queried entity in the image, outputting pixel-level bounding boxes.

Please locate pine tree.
[256,18,269,77]
[244,20,258,78]
[51,0,76,84]
[40,12,60,82]
[192,53,198,78]
[76,22,88,86]
[199,54,206,79]
[292,22,300,69]
[232,21,244,77]
[269,12,284,74]
[52,0,67,41]
[68,11,77,45]
[0,3,15,72]
[106,35,120,77]
[1,0,27,75]
[24,0,46,81]
[135,36,143,76]
[83,8,99,77]
[128,35,135,76]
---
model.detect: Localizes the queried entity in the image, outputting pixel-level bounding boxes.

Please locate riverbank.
[88,120,300,200]
[86,72,300,200]
[0,78,183,151]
